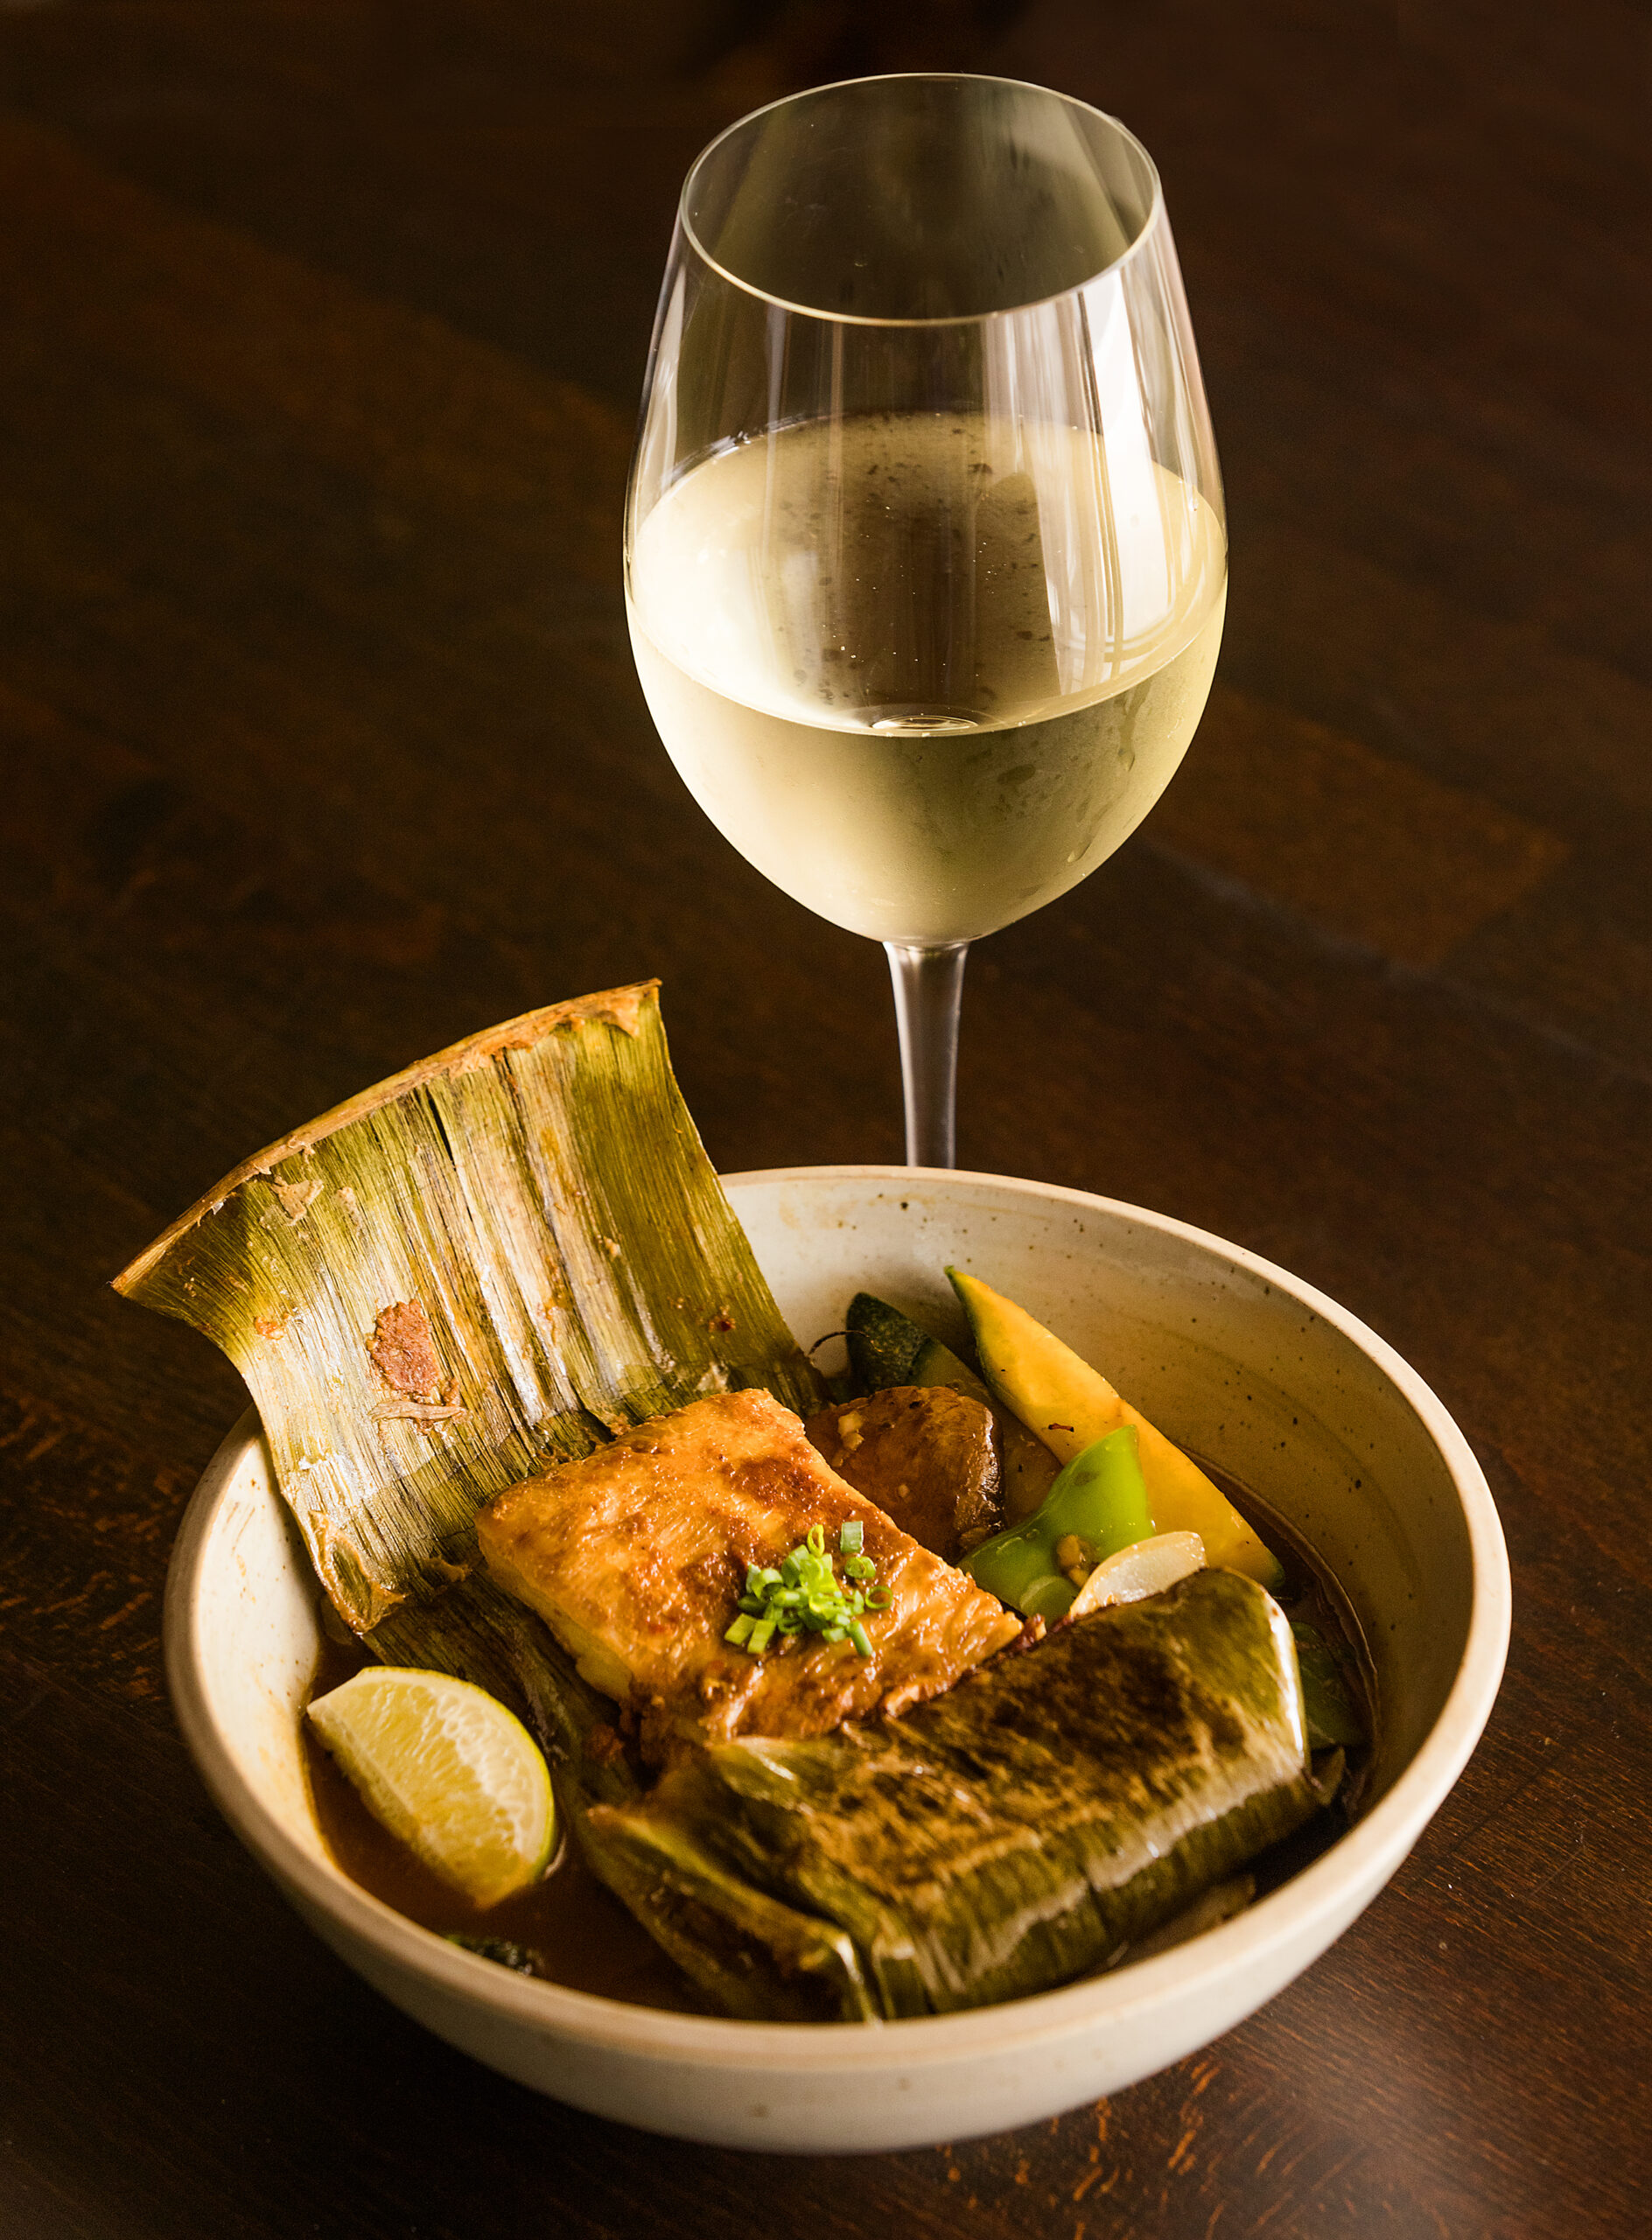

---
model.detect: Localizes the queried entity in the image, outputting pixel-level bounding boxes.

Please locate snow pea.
[962,1425,1152,1619]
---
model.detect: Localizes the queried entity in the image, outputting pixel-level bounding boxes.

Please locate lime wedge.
[307,1667,554,1908]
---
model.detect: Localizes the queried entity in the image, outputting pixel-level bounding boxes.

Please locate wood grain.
[1,4,1648,2235]
[1151,684,1570,968]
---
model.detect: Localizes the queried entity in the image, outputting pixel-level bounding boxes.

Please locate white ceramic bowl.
[164,1166,1509,2152]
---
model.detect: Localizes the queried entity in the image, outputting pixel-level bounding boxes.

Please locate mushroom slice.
[804,1385,1000,1563]
[1068,1530,1206,1618]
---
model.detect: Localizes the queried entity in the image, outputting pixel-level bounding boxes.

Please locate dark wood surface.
[4,4,1648,2234]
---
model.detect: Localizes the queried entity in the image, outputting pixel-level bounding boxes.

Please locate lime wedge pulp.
[307,1666,555,1908]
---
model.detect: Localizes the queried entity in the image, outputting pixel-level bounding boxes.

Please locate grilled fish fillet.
[476,1389,1023,1760]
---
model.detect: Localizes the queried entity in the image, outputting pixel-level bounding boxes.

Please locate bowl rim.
[165,1162,1510,2072]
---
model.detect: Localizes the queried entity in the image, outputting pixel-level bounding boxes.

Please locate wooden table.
[4,4,1648,2234]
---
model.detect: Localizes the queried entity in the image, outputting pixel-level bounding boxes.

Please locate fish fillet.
[476,1390,1023,1760]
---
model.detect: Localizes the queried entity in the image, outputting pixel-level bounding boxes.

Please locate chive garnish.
[725,1522,884,1658]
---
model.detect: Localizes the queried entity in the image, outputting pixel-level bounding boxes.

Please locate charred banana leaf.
[587,1809,877,2023]
[113,984,822,1680]
[489,1592,874,2021]
[586,1570,1318,2019]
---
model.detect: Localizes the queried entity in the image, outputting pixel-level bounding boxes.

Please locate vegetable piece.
[1291,1621,1367,1748]
[1068,1530,1206,1617]
[845,1290,972,1392]
[584,1570,1319,2018]
[306,1666,555,1908]
[962,1426,1152,1619]
[844,1291,1059,1519]
[804,1385,1001,1561]
[947,1267,1284,1589]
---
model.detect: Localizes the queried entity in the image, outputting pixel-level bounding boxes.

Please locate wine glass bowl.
[625,75,1225,1160]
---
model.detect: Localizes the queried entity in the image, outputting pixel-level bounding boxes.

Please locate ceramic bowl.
[164,1166,1509,2152]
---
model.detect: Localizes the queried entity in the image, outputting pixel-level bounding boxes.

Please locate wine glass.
[625,74,1224,1166]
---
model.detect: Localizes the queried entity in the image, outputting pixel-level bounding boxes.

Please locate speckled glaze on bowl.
[164,1167,1509,2152]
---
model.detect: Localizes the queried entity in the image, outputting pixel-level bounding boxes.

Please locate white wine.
[626,412,1226,945]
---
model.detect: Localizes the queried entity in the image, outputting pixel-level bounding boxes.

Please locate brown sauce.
[301,1461,1376,2014]
[302,1634,707,2012]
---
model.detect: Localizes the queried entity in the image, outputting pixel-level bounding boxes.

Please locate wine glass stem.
[885,941,969,1168]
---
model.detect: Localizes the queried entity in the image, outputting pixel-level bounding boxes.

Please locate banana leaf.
[486,1582,873,2020]
[114,983,822,1696]
[585,1570,1319,2019]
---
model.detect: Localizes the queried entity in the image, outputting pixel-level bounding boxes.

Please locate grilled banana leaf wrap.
[578,1569,1320,2022]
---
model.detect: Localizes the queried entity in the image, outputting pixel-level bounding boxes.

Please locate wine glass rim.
[679,71,1166,330]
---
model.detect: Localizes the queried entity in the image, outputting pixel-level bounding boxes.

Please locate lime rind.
[307,1666,555,1908]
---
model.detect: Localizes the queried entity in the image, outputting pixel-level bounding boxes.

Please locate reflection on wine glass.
[625,74,1225,1166]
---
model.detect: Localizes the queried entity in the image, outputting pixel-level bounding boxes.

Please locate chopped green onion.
[725,1524,888,1656]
